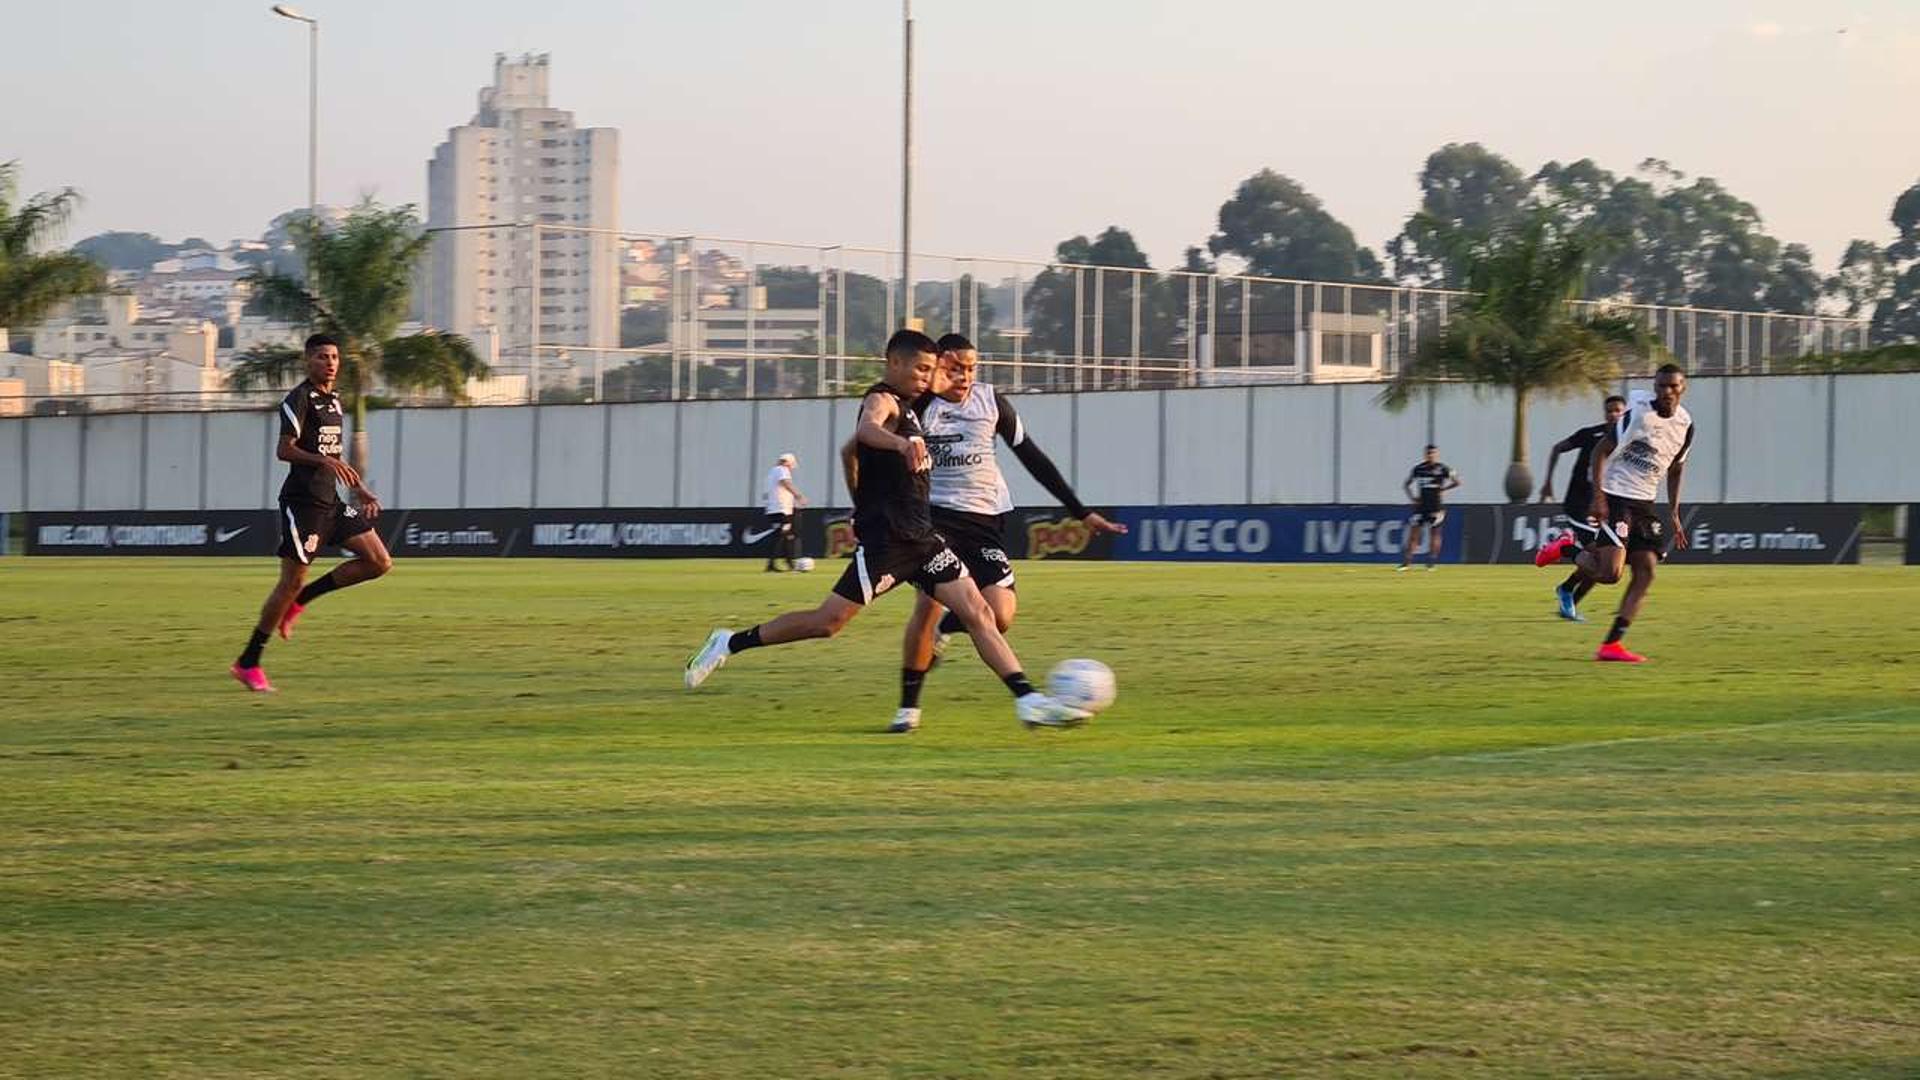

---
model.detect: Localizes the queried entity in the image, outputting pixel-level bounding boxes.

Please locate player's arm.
[1539,433,1581,501]
[993,390,1124,534]
[856,391,928,471]
[1587,434,1615,521]
[1665,426,1695,550]
[1444,469,1462,493]
[839,437,859,496]
[1403,469,1419,504]
[779,476,807,508]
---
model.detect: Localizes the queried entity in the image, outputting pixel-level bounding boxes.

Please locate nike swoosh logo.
[214,527,250,543]
[742,527,777,544]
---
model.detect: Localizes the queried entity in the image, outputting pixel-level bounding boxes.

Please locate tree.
[1023,227,1173,361]
[0,163,107,330]
[1876,179,1920,341]
[228,201,487,470]
[1380,212,1647,502]
[1825,240,1892,319]
[1208,170,1384,283]
[71,231,175,271]
[1762,243,1821,315]
[1389,143,1532,285]
[620,306,668,348]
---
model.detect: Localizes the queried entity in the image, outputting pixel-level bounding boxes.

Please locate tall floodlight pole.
[271,4,318,284]
[901,0,914,328]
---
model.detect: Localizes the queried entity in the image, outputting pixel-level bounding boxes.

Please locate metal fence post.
[530,223,541,405]
[1092,267,1105,388]
[745,243,757,400]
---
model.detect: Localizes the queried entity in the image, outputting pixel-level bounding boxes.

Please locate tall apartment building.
[426,53,619,355]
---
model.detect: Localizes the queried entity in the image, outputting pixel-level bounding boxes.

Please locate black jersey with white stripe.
[1408,461,1456,514]
[853,382,934,545]
[277,379,345,506]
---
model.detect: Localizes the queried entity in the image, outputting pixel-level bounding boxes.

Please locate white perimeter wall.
[4,374,1916,512]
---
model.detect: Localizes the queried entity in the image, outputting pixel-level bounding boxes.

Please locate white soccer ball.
[1048,659,1116,714]
[793,556,816,572]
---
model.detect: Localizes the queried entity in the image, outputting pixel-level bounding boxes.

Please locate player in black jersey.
[230,335,393,692]
[1399,446,1459,570]
[1537,394,1627,621]
[683,329,1086,728]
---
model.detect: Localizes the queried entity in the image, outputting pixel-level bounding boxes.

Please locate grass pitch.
[2,558,1917,1079]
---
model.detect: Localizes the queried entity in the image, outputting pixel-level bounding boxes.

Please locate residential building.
[426,53,620,358]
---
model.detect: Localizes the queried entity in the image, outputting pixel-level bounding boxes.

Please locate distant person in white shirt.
[757,452,807,571]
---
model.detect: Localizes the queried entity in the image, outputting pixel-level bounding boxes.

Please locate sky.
[5,0,1917,273]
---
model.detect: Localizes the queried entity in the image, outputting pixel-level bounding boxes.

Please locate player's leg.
[781,516,801,569]
[891,591,943,732]
[928,575,1082,727]
[1597,549,1657,662]
[1426,514,1444,567]
[1400,520,1418,569]
[685,560,871,688]
[278,511,391,640]
[233,555,306,691]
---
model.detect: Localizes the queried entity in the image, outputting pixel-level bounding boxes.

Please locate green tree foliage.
[1388,143,1531,286]
[1208,170,1384,283]
[0,163,107,330]
[70,231,175,272]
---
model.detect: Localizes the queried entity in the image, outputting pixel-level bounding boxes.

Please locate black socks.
[238,629,269,669]
[1604,616,1631,645]
[295,569,346,606]
[937,610,965,636]
[1002,672,1036,698]
[900,668,927,709]
[727,627,764,654]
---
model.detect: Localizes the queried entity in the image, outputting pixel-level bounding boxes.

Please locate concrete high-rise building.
[427,53,619,358]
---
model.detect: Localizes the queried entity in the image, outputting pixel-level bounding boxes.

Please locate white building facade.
[426,53,620,358]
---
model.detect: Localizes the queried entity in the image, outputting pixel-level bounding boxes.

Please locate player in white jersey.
[755,452,807,571]
[846,333,1125,732]
[1534,364,1694,662]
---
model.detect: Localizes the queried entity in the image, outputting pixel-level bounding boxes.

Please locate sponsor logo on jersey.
[1027,517,1092,558]
[924,547,960,574]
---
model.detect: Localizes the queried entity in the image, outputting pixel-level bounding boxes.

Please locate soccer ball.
[793,556,815,572]
[1048,659,1116,714]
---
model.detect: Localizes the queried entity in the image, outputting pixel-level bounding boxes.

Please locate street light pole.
[271,5,318,284]
[901,0,914,329]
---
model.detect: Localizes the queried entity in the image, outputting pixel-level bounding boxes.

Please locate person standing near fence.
[1400,445,1460,571]
[753,452,807,571]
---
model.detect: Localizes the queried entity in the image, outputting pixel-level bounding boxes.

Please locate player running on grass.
[847,333,1125,733]
[1537,393,1628,621]
[683,329,1087,729]
[1534,365,1694,663]
[230,334,394,691]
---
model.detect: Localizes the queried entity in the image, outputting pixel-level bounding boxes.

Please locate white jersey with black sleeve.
[922,383,1021,515]
[1601,397,1695,502]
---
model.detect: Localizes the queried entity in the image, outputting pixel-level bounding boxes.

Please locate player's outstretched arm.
[991,389,1123,531]
[1540,435,1579,501]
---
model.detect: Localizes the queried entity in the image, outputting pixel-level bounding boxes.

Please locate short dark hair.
[935,332,974,353]
[304,333,339,356]
[885,328,938,363]
[1605,394,1627,407]
[1655,363,1686,378]
[1424,443,1438,452]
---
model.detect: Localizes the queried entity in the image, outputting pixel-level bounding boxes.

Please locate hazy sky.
[6,0,1916,273]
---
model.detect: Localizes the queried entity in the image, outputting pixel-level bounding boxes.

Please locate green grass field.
[2,557,1917,1079]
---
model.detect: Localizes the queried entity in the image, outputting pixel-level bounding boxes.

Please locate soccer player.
[683,329,1085,729]
[755,451,807,572]
[230,334,394,691]
[874,333,1126,733]
[1399,445,1460,571]
[1537,394,1628,620]
[1534,364,1694,663]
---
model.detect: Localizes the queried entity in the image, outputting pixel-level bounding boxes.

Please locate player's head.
[777,452,796,468]
[935,332,977,403]
[304,334,340,384]
[883,328,939,396]
[1653,364,1687,416]
[1603,394,1627,424]
[1423,443,1439,463]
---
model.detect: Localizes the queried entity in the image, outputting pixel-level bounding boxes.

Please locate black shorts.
[1597,496,1671,558]
[1410,509,1447,528]
[831,533,968,606]
[930,507,1016,591]
[278,500,374,564]
[1561,496,1603,545]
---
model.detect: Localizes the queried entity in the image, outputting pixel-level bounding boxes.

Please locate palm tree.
[0,162,107,331]
[1380,211,1650,501]
[228,200,486,470]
